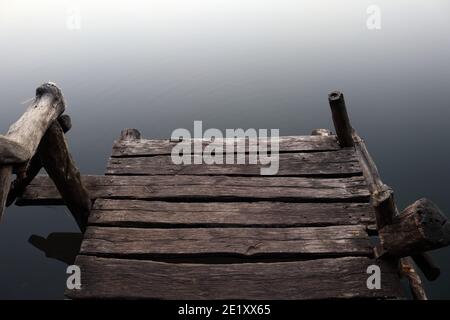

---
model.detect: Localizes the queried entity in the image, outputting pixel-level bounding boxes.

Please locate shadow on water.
[28,233,83,265]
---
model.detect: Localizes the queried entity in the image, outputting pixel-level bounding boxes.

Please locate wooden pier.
[1,84,450,299]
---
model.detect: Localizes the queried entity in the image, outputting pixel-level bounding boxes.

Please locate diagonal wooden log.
[399,257,427,300]
[0,83,65,220]
[38,120,91,232]
[0,83,65,165]
[6,115,72,207]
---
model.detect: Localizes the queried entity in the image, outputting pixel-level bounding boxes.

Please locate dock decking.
[4,84,450,300]
[19,134,402,299]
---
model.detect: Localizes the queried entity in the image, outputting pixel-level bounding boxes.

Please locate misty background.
[0,0,449,299]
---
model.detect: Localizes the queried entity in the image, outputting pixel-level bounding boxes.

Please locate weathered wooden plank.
[106,150,361,177]
[66,256,402,299]
[18,175,370,204]
[81,225,372,258]
[111,135,341,157]
[90,200,375,227]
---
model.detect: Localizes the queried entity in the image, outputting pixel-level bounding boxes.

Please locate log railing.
[327,90,450,300]
[0,83,90,232]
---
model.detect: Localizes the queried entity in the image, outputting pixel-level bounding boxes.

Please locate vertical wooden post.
[120,128,141,141]
[328,91,354,148]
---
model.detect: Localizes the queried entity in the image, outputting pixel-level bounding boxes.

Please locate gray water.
[0,0,449,299]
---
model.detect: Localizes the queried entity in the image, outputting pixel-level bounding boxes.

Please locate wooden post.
[378,198,450,258]
[311,128,332,136]
[0,83,65,220]
[328,91,354,148]
[38,121,91,232]
[120,128,141,141]
[6,115,72,207]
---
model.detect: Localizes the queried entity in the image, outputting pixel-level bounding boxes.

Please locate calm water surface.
[0,0,449,299]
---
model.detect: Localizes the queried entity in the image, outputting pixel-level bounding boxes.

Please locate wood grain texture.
[111,135,341,157]
[18,175,370,204]
[65,255,402,299]
[328,91,354,148]
[6,115,73,207]
[106,150,361,177]
[89,200,375,227]
[0,166,12,220]
[379,198,450,257]
[0,83,65,165]
[38,121,91,232]
[80,225,372,258]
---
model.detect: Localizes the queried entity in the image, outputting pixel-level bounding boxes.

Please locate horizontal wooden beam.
[17,175,371,204]
[81,225,372,258]
[106,150,362,177]
[112,135,341,157]
[90,200,375,228]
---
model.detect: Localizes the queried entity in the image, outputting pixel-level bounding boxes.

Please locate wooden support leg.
[0,166,12,220]
[399,257,428,300]
[38,121,91,232]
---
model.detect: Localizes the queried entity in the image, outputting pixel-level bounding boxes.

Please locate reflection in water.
[28,233,83,265]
